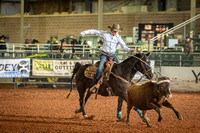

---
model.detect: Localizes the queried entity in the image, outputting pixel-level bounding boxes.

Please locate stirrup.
[90,83,100,94]
[90,85,97,94]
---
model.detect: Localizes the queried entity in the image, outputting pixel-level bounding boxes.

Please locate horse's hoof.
[75,109,81,114]
[178,114,183,120]
[126,121,130,126]
[158,116,163,122]
[83,115,88,119]
[147,124,151,127]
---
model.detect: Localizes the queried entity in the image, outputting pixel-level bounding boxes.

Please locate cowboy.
[184,36,193,56]
[80,24,134,93]
[69,35,78,58]
[0,35,7,57]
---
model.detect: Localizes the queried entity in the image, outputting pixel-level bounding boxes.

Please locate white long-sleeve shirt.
[82,29,130,53]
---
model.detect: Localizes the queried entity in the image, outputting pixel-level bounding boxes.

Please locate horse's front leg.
[76,89,92,118]
[75,92,92,113]
[117,97,123,119]
[126,104,132,125]
[116,91,143,120]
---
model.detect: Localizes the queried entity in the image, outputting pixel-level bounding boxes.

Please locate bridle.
[133,54,153,80]
[110,53,152,84]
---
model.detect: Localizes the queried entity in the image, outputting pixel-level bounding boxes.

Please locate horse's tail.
[66,62,82,98]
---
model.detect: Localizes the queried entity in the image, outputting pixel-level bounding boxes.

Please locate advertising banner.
[32,59,54,76]
[32,59,92,76]
[0,59,30,78]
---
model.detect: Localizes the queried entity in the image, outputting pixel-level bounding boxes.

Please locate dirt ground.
[0,81,200,133]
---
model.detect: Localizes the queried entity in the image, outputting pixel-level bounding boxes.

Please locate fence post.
[14,78,18,89]
[183,25,186,43]
[12,44,15,58]
[83,45,85,57]
[148,40,150,52]
[159,54,162,75]
[160,35,163,52]
[37,44,39,53]
[179,55,182,66]
[51,43,53,58]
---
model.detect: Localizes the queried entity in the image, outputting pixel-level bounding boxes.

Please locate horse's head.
[134,52,154,79]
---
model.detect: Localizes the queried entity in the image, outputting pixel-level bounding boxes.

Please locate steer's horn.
[156,80,170,84]
[150,78,157,83]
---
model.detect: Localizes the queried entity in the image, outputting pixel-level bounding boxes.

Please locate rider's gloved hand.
[80,32,86,37]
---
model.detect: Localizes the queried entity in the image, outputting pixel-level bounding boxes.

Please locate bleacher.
[149,54,195,67]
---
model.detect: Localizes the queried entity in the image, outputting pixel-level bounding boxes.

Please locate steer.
[126,76,183,127]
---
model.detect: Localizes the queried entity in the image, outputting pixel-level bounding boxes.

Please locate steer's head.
[156,76,172,98]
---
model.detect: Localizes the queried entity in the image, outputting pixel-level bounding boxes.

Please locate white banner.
[0,59,30,78]
[32,59,92,76]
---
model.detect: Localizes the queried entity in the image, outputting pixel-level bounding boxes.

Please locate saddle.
[84,57,115,81]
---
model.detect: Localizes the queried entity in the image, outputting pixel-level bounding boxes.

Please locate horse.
[67,52,153,119]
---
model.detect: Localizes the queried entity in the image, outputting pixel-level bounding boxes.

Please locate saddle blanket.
[84,64,98,80]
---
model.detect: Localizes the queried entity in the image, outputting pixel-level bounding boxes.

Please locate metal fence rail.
[150,14,200,42]
[0,43,200,89]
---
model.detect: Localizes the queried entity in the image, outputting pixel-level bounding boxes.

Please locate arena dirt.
[0,82,200,133]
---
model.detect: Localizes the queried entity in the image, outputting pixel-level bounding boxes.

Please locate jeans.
[94,53,120,84]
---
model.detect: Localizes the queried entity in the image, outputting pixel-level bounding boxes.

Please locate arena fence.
[0,43,199,89]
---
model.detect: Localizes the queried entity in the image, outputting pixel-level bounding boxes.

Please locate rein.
[109,54,151,84]
[132,54,151,67]
[132,54,152,78]
[110,71,130,84]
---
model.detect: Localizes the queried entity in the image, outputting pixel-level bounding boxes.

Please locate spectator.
[97,40,103,49]
[83,40,90,51]
[0,35,7,57]
[45,40,51,50]
[184,36,193,56]
[51,37,59,50]
[24,39,30,51]
[83,40,91,57]
[31,39,39,44]
[69,36,78,58]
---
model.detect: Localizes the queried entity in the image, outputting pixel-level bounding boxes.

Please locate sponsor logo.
[18,60,29,74]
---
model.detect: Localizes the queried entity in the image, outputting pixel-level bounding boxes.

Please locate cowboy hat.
[108,24,123,32]
[69,35,74,39]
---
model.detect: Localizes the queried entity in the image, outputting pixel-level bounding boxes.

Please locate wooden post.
[98,0,103,30]
[20,0,24,44]
[85,0,91,12]
[44,0,47,13]
[190,0,196,38]
[69,0,72,13]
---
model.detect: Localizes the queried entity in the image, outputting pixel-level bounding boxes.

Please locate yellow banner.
[32,59,92,76]
[34,60,53,71]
